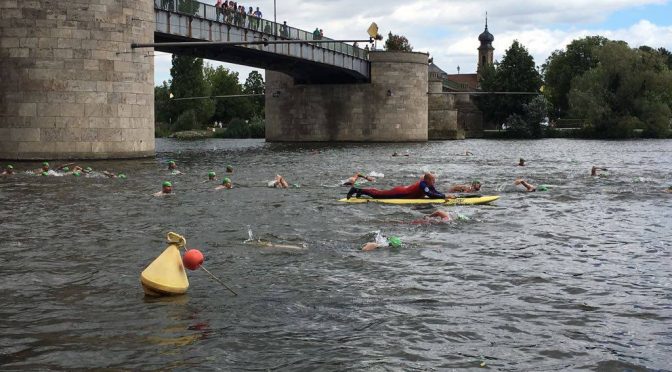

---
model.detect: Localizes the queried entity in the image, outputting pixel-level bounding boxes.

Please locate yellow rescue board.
[338,195,500,205]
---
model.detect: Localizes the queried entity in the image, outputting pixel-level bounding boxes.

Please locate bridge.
[153,0,369,84]
[0,0,429,160]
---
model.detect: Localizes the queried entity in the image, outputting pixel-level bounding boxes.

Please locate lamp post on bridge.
[273,0,277,35]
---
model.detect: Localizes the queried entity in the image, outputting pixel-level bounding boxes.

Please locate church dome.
[479,26,494,43]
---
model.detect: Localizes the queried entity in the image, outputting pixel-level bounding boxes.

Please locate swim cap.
[163,181,172,187]
[6,165,13,169]
[472,180,481,185]
[537,185,549,192]
[84,167,92,172]
[42,171,48,176]
[117,173,127,179]
[208,171,216,177]
[226,165,233,171]
[73,171,81,177]
[62,167,69,172]
[222,177,231,185]
[42,162,49,166]
[387,236,402,248]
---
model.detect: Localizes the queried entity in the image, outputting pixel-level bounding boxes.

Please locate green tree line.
[155,55,265,138]
[477,36,672,138]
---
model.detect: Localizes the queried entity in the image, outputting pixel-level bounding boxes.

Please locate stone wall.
[428,92,484,140]
[265,51,428,142]
[0,0,155,159]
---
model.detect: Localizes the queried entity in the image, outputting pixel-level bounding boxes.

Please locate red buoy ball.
[183,249,204,270]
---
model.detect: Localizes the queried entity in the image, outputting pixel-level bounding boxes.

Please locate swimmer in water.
[665,186,672,193]
[1,164,15,175]
[362,236,402,251]
[448,180,481,193]
[343,172,375,186]
[207,171,217,181]
[215,177,233,190]
[33,161,50,174]
[226,165,233,173]
[102,171,127,179]
[347,172,453,200]
[167,160,182,175]
[410,210,453,224]
[591,166,608,177]
[268,174,290,188]
[518,158,526,166]
[465,150,473,156]
[514,179,548,192]
[154,181,173,196]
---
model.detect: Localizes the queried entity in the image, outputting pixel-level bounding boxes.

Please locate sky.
[153,0,672,86]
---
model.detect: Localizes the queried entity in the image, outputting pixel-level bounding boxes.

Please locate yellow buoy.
[140,232,189,296]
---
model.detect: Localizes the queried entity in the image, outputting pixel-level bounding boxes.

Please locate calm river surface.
[1,139,671,370]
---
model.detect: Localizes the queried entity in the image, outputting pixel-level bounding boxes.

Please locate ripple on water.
[1,139,672,369]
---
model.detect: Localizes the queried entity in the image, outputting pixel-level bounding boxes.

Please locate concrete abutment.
[265,51,429,142]
[0,0,155,160]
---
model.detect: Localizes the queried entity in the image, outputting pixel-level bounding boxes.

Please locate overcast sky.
[154,0,672,85]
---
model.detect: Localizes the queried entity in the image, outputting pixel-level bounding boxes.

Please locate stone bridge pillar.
[0,0,155,160]
[265,51,428,142]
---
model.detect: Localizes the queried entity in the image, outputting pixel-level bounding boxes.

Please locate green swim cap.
[537,185,549,192]
[163,181,172,187]
[41,171,48,176]
[222,177,231,185]
[168,160,176,165]
[6,165,13,169]
[117,173,127,179]
[42,161,49,166]
[62,167,69,172]
[472,180,481,185]
[226,165,233,171]
[73,171,81,177]
[84,167,92,172]
[387,236,402,248]
[208,171,216,177]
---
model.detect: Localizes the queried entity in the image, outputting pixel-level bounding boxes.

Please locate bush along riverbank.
[155,117,265,139]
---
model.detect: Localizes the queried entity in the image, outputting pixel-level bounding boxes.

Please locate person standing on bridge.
[215,0,224,22]
[253,7,262,30]
[247,7,254,29]
[280,21,289,38]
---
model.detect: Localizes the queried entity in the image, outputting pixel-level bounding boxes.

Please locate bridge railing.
[155,0,368,60]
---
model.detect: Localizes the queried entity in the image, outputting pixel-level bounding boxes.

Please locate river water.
[1,139,671,370]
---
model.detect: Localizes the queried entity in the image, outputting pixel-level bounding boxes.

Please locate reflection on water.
[1,139,671,370]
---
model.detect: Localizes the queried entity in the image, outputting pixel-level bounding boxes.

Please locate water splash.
[373,230,387,245]
[244,225,254,243]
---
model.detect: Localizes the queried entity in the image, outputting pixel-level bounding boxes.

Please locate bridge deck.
[154,0,370,83]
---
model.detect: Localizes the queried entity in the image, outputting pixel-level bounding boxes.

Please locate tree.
[204,64,246,125]
[569,41,672,138]
[169,55,214,130]
[542,36,610,117]
[658,47,672,69]
[477,40,542,131]
[384,32,413,52]
[243,71,265,118]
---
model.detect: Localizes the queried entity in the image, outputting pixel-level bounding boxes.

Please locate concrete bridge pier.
[0,0,155,160]
[265,51,429,142]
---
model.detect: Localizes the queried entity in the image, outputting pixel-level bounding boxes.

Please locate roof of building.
[444,73,479,91]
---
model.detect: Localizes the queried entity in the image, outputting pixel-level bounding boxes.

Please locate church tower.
[477,14,494,77]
